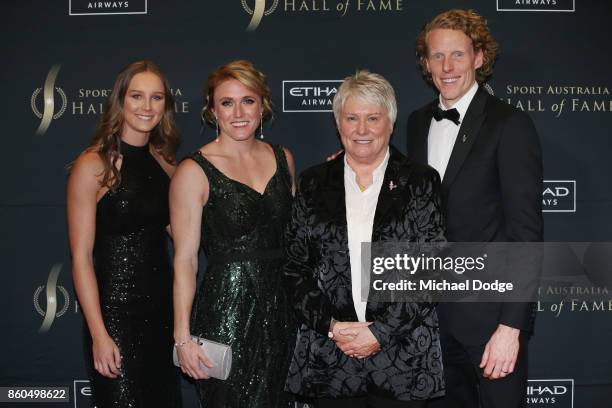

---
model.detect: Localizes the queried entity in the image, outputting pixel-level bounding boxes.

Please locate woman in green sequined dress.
[171,60,296,407]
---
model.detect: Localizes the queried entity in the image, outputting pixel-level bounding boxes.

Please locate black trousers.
[315,395,427,408]
[427,327,529,408]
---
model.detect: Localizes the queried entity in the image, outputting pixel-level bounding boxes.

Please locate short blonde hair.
[203,60,273,125]
[333,70,397,125]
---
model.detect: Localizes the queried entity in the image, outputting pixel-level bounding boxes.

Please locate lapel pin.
[389,181,397,191]
[462,134,468,143]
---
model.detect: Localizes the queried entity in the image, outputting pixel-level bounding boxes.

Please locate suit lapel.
[442,87,488,191]
[413,100,436,164]
[318,153,346,223]
[373,146,404,236]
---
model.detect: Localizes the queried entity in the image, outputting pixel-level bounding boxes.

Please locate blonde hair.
[203,60,273,125]
[333,70,397,124]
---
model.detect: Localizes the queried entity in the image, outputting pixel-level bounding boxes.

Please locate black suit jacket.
[406,86,543,345]
[284,146,446,400]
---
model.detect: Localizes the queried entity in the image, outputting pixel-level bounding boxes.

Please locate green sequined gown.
[187,144,295,408]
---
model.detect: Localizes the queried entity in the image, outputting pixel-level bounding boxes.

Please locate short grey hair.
[332,70,397,125]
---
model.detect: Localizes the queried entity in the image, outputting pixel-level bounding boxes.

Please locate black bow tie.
[432,106,461,126]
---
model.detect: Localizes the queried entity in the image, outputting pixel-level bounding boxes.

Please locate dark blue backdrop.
[1,1,611,407]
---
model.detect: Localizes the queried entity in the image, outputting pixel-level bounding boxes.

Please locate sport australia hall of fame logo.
[242,0,279,31]
[33,263,72,333]
[31,64,67,136]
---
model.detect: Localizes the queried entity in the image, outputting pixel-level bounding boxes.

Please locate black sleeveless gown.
[85,140,181,407]
[187,144,295,407]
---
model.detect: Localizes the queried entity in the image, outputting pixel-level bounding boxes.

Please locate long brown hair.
[89,60,179,190]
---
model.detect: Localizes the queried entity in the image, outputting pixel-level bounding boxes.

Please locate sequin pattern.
[187,144,295,408]
[84,141,181,407]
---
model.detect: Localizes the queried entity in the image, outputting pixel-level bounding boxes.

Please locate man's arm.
[497,109,543,330]
[481,109,543,379]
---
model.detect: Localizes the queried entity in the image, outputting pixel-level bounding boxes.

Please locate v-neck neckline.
[197,149,278,197]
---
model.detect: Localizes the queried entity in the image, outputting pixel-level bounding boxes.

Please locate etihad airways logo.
[497,0,575,12]
[543,180,576,213]
[242,0,404,31]
[69,0,148,15]
[74,380,93,408]
[526,379,574,407]
[282,80,342,112]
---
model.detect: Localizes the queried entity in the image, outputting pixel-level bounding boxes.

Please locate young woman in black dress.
[171,60,296,407]
[67,61,181,407]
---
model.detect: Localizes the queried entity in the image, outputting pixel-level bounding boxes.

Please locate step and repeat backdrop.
[1,1,611,407]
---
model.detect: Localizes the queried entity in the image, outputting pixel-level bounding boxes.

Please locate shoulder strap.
[183,150,218,181]
[271,144,292,191]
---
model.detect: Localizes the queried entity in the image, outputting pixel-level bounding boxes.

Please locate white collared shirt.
[344,149,390,322]
[427,82,478,180]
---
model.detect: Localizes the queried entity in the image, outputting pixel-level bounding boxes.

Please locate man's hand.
[480,324,520,379]
[336,325,380,359]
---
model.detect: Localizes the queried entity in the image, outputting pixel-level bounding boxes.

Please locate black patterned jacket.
[284,146,446,401]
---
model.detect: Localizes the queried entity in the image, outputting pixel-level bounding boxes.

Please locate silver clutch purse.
[173,336,232,380]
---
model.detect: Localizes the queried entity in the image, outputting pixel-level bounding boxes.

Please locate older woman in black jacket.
[284,70,445,408]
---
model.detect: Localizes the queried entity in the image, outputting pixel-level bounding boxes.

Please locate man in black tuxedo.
[406,9,543,408]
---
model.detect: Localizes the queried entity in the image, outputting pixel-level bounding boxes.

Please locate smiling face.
[338,96,392,165]
[425,28,483,108]
[121,71,165,140]
[212,78,262,142]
